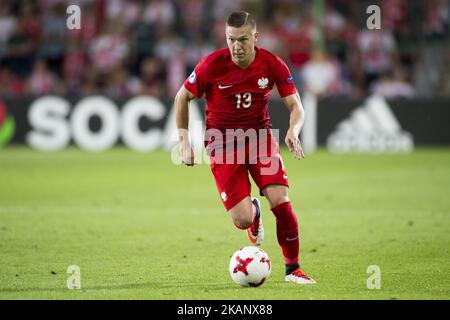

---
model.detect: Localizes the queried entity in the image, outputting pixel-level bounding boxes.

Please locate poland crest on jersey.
[258,77,269,89]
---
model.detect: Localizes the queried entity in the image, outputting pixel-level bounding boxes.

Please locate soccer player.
[175,11,315,284]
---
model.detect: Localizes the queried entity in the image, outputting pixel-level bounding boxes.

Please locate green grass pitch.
[0,146,449,300]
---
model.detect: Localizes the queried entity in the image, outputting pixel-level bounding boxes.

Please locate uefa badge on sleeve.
[188,71,196,84]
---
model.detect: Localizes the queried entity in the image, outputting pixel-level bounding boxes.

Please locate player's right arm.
[175,55,210,166]
[175,85,196,166]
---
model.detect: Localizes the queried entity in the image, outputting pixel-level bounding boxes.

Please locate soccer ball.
[229,246,271,287]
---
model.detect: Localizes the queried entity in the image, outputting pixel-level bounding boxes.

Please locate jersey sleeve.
[183,58,209,98]
[272,56,298,97]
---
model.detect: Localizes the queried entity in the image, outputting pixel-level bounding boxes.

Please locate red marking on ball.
[233,255,254,276]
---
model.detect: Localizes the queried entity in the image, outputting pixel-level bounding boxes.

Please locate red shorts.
[208,129,289,211]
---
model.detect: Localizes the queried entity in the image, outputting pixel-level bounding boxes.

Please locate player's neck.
[232,50,256,69]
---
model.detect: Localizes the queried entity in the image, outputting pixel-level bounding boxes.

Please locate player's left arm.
[282,92,305,160]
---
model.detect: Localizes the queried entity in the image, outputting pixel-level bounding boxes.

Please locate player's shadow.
[0,282,236,294]
[0,282,157,293]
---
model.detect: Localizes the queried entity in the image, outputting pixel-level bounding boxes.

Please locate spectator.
[301,50,347,97]
[26,59,61,96]
[88,19,129,74]
[129,9,156,68]
[323,3,354,64]
[0,66,25,97]
[382,0,409,32]
[104,66,135,100]
[273,4,313,67]
[0,0,448,99]
[67,2,99,46]
[184,35,215,71]
[423,0,449,40]
[18,0,41,49]
[357,28,398,90]
[256,22,286,57]
[137,56,166,99]
[370,67,416,99]
[142,0,176,29]
[63,38,87,96]
[178,0,208,40]
[0,3,17,55]
[167,47,187,99]
[106,0,142,27]
[38,2,66,76]
[3,20,34,78]
[80,66,100,96]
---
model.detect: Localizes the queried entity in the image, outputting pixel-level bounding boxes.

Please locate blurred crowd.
[0,0,449,102]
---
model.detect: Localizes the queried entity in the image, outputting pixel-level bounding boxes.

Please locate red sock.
[271,201,299,265]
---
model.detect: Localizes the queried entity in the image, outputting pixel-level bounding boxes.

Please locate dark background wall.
[2,96,450,147]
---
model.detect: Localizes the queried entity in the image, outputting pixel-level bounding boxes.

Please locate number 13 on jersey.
[235,93,252,108]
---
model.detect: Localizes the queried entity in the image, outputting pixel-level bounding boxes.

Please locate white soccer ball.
[229,246,271,287]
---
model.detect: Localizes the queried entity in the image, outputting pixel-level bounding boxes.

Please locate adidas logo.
[327,95,414,153]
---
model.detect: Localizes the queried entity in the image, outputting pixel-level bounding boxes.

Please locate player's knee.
[229,197,253,229]
[232,215,253,229]
[269,195,289,208]
[230,207,253,229]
